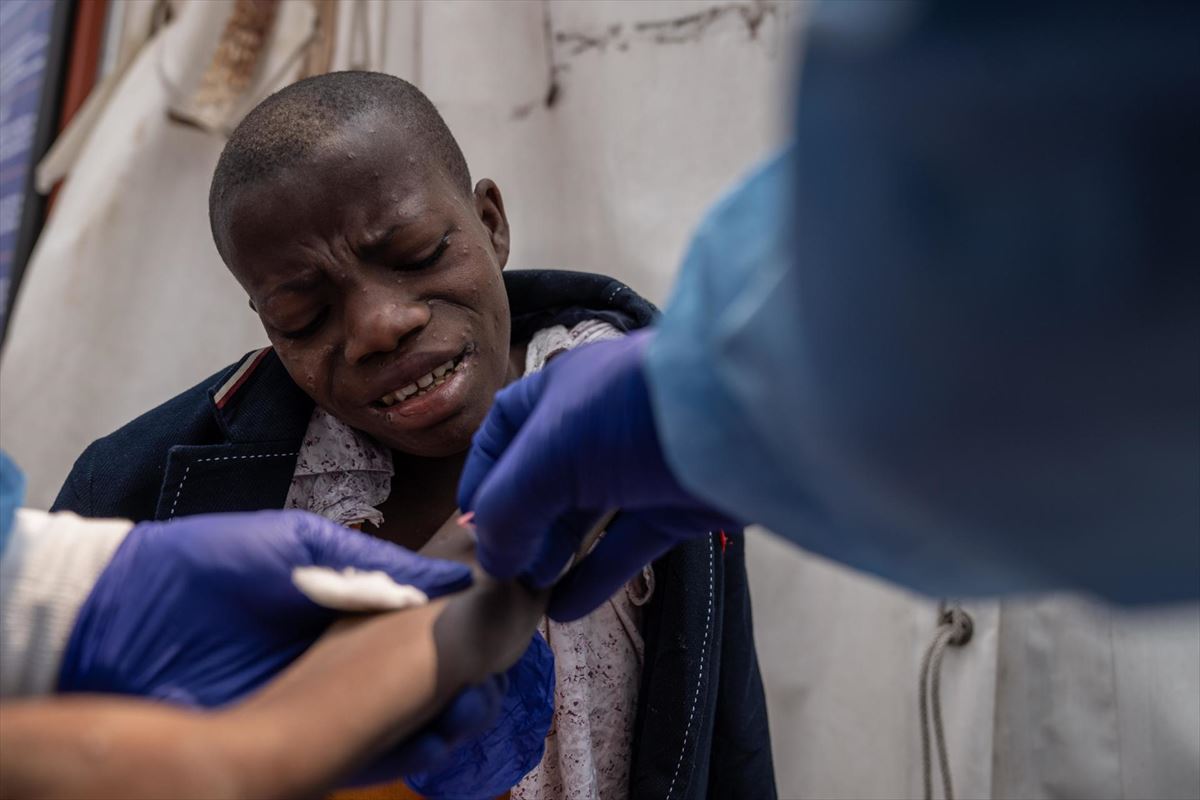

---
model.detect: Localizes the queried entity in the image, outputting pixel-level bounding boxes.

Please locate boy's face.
[222,118,512,457]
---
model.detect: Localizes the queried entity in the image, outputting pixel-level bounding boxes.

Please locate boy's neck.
[367,449,468,551]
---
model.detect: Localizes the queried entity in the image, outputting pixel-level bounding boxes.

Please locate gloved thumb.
[469,423,573,581]
[546,510,716,622]
[462,377,577,580]
[458,370,548,513]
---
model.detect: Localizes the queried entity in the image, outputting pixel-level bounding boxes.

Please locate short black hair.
[208,71,471,259]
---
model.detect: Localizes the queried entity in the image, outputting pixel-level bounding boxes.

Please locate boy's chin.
[372,422,476,461]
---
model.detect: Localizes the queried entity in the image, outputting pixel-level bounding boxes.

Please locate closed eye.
[279,307,330,340]
[397,234,450,272]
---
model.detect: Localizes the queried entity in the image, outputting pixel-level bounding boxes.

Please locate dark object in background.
[0,0,73,342]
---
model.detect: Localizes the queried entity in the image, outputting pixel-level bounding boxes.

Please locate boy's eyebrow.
[356,225,401,261]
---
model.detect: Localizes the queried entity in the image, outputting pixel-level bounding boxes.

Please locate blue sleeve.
[647,0,1199,603]
[0,450,27,554]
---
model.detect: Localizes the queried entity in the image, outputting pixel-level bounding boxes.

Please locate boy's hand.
[458,332,738,619]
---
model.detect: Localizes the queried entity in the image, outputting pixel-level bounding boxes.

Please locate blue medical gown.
[0,450,25,553]
[647,1,1199,603]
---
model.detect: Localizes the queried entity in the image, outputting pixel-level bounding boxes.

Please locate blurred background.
[1,2,1196,798]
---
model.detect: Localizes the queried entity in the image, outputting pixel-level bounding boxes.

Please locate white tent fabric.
[748,530,1200,799]
[1,2,1196,798]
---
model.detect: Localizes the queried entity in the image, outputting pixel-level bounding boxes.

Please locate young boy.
[54,72,774,799]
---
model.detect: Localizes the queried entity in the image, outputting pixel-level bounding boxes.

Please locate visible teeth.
[379,355,467,407]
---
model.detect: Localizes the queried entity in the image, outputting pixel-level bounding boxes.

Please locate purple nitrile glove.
[458,331,738,621]
[56,509,497,777]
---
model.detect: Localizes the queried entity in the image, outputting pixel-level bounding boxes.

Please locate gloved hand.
[458,331,738,621]
[406,632,555,800]
[350,672,512,785]
[56,509,493,775]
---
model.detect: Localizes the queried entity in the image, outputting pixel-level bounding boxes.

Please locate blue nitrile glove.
[56,510,495,775]
[458,331,737,620]
[405,632,555,800]
[349,673,511,786]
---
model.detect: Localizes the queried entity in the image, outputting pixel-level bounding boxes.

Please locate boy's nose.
[343,297,431,365]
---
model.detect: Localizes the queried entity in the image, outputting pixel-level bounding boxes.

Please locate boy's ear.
[474,179,510,269]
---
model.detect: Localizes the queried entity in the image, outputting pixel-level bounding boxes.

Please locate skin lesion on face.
[221,125,516,464]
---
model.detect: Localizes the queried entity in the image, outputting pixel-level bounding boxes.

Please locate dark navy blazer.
[53,270,776,799]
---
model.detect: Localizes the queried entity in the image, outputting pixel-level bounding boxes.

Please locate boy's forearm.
[434,575,547,683]
[419,512,550,685]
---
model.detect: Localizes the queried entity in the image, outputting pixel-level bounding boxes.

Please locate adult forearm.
[0,698,244,799]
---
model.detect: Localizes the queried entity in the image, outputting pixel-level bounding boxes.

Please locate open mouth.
[372,345,473,409]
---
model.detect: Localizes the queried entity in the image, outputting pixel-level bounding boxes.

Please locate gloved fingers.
[468,418,574,580]
[343,676,508,786]
[407,634,555,798]
[424,674,508,746]
[355,734,445,786]
[457,371,548,512]
[346,738,455,788]
[546,512,679,622]
[520,510,603,589]
[296,512,473,600]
